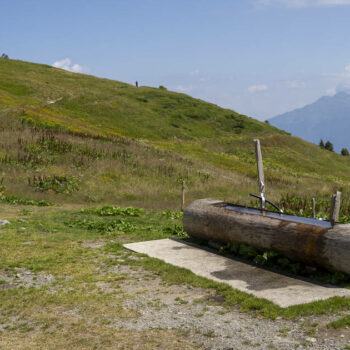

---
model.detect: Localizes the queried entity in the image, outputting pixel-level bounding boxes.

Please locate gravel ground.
[0,245,348,349]
[95,258,350,350]
[0,268,55,290]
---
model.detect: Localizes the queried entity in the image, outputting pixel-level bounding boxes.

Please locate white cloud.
[257,0,350,7]
[327,64,350,93]
[286,80,305,88]
[325,87,336,95]
[71,63,84,73]
[327,63,350,79]
[52,58,85,73]
[177,85,193,92]
[248,84,269,93]
[189,69,200,76]
[53,58,71,70]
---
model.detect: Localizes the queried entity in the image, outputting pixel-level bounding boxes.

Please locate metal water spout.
[251,139,283,213]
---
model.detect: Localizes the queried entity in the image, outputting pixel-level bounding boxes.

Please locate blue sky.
[1,0,350,119]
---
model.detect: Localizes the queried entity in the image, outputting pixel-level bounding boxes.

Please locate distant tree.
[341,148,350,156]
[264,120,270,124]
[1,53,9,59]
[159,85,167,90]
[319,139,325,148]
[325,140,334,152]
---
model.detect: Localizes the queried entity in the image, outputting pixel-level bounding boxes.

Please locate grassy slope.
[1,58,350,206]
[0,59,349,342]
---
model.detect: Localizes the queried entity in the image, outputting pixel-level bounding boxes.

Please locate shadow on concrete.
[170,238,343,292]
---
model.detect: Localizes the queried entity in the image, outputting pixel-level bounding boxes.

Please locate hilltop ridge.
[1,58,350,207]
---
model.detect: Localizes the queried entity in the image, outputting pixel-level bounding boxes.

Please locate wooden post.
[254,139,265,209]
[311,197,316,219]
[330,191,341,225]
[181,180,186,212]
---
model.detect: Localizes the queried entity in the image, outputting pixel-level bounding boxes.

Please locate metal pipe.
[249,193,283,213]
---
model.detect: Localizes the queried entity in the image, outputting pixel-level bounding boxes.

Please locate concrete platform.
[124,239,350,308]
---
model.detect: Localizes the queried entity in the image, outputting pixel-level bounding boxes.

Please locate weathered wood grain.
[330,191,341,224]
[183,198,350,275]
[254,139,265,202]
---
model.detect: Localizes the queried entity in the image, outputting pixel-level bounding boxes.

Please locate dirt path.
[94,251,350,350]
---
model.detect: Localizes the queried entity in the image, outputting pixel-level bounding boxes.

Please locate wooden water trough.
[182,140,350,275]
[183,198,350,275]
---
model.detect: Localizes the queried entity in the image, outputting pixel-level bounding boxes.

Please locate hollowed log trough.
[183,198,350,275]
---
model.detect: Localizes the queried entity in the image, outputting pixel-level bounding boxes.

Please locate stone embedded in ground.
[0,268,55,290]
[81,241,105,249]
[0,220,10,226]
[124,239,350,308]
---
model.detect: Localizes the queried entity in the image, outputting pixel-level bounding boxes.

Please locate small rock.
[0,220,10,226]
[305,337,317,343]
[81,241,105,249]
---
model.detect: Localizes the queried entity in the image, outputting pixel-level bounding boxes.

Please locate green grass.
[0,58,349,346]
[0,204,348,323]
[0,194,52,206]
[0,204,348,347]
[2,58,350,209]
[327,314,350,329]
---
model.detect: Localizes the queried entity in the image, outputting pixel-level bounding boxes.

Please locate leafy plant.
[276,194,350,223]
[81,206,143,217]
[163,224,189,239]
[68,218,135,233]
[161,210,183,220]
[29,175,79,194]
[0,194,52,206]
[219,241,350,285]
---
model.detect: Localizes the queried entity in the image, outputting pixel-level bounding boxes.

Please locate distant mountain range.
[269,92,350,152]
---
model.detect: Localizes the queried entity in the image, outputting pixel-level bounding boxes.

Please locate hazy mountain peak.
[269,92,350,152]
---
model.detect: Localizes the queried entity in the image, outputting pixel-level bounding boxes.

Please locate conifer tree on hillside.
[319,139,325,148]
[325,140,334,152]
[341,148,350,156]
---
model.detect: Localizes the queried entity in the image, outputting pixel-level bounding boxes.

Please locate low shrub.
[81,206,143,217]
[67,218,135,233]
[219,241,350,285]
[0,194,52,206]
[29,175,79,194]
[161,210,183,220]
[163,224,189,239]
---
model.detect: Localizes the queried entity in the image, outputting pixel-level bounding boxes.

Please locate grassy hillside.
[1,58,350,207]
[2,59,350,350]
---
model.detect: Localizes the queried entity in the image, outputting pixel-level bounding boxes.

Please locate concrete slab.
[124,239,350,308]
